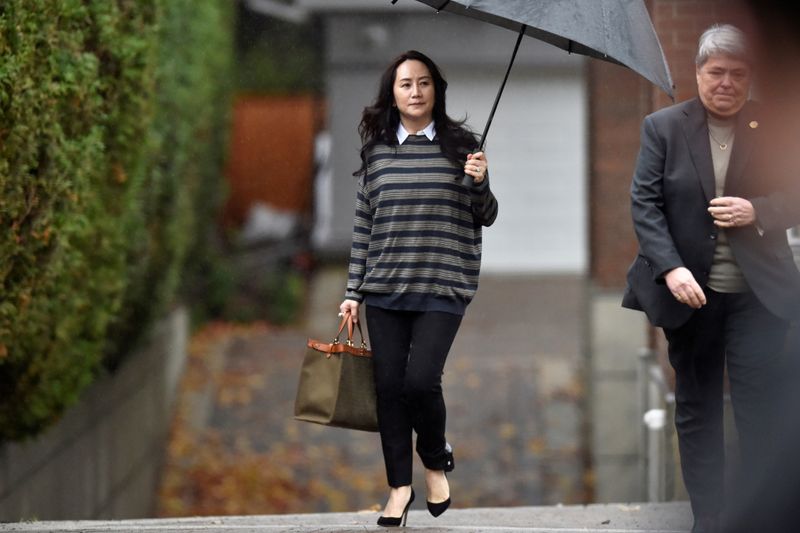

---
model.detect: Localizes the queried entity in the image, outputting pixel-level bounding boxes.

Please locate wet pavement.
[157,266,590,516]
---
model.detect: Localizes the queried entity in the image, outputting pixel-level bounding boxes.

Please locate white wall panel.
[446,69,588,273]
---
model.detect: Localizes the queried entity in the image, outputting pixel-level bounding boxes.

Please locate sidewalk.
[2,501,693,532]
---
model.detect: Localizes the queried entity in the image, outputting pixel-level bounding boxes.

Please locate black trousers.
[726,323,800,533]
[365,305,462,488]
[663,289,789,523]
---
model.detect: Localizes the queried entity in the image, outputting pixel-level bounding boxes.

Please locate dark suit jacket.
[622,97,800,329]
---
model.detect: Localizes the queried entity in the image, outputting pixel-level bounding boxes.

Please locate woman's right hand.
[465,152,488,184]
[339,299,360,322]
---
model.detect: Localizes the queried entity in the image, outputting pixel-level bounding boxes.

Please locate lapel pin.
[749,120,758,129]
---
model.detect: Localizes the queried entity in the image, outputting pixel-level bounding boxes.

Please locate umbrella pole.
[462,24,526,186]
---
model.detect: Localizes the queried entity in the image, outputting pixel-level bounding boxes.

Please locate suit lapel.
[724,101,758,195]
[683,98,716,202]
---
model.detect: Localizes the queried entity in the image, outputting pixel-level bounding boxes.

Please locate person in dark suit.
[622,23,800,533]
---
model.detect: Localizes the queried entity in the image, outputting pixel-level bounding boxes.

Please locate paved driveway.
[157,267,589,516]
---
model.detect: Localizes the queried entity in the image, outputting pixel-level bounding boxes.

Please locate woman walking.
[339,50,498,527]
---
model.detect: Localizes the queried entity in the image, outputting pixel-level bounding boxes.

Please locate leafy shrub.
[0,0,233,441]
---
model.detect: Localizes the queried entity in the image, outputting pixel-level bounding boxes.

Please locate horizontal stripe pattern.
[345,135,498,307]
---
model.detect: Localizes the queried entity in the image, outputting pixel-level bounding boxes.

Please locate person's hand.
[339,299,360,322]
[665,267,706,308]
[465,152,488,184]
[708,196,756,228]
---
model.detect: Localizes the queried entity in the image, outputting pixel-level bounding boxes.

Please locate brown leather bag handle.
[308,311,367,357]
[334,313,352,343]
[334,311,366,348]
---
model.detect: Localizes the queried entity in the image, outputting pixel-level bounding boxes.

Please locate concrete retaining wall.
[0,307,188,521]
[589,291,648,502]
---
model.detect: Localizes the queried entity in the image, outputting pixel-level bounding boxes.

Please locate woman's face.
[696,54,751,118]
[393,59,435,127]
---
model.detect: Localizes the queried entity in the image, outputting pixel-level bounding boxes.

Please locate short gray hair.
[695,24,750,66]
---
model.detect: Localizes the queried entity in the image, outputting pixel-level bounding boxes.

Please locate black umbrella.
[393,0,675,185]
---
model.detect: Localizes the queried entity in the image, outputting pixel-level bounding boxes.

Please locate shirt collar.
[396,122,436,144]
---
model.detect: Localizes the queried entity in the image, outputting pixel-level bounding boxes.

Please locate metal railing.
[637,347,677,502]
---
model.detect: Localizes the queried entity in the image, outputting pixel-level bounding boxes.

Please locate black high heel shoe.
[426,494,451,517]
[377,487,415,527]
[428,443,454,518]
[426,470,451,518]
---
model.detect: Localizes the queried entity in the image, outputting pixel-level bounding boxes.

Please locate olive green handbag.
[294,312,378,432]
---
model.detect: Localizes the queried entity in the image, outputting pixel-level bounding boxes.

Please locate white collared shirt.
[396,122,436,144]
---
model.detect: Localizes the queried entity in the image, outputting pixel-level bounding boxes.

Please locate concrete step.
[2,502,692,532]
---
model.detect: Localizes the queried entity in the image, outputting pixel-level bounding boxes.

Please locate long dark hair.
[353,50,478,177]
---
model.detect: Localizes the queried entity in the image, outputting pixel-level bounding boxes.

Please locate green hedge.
[0,0,233,441]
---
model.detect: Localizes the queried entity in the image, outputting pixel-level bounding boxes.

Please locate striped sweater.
[345,134,498,315]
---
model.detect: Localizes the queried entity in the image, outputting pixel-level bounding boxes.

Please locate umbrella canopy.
[397,0,675,183]
[411,0,674,99]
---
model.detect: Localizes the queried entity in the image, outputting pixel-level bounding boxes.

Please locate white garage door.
[446,68,587,274]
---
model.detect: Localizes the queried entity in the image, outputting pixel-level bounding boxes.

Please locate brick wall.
[589,0,749,288]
